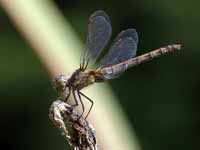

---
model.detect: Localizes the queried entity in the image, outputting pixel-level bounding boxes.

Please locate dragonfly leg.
[79,91,94,119]
[71,90,79,107]
[64,87,71,103]
[71,90,86,119]
[77,90,85,118]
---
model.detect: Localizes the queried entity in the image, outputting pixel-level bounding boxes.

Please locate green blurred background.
[0,0,199,150]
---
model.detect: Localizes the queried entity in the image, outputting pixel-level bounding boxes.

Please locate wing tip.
[89,10,110,23]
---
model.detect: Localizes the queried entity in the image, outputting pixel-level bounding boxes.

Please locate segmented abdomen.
[99,44,181,80]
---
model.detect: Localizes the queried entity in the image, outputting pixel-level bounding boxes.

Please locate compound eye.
[53,75,68,92]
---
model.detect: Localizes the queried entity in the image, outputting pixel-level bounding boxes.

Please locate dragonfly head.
[52,74,69,93]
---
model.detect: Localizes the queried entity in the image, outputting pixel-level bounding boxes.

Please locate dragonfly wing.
[97,28,138,79]
[81,10,112,67]
[98,28,138,68]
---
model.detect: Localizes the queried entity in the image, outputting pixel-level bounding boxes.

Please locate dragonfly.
[53,10,181,119]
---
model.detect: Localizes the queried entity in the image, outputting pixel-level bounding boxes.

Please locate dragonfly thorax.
[68,69,96,90]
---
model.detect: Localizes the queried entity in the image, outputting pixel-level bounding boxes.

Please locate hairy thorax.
[68,69,96,90]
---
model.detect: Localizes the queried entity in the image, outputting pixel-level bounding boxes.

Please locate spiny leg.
[72,90,86,119]
[64,87,71,103]
[79,91,94,119]
[71,90,79,107]
[77,90,85,118]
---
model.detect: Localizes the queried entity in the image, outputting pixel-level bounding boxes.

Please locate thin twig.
[49,100,98,150]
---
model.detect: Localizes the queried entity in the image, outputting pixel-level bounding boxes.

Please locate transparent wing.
[80,10,112,69]
[98,28,138,68]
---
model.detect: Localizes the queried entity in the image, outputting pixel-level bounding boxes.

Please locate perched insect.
[53,10,181,119]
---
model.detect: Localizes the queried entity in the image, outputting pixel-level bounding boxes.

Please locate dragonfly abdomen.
[99,44,181,80]
[128,44,181,68]
[98,63,128,80]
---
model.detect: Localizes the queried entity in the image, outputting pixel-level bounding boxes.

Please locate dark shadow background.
[0,0,199,150]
